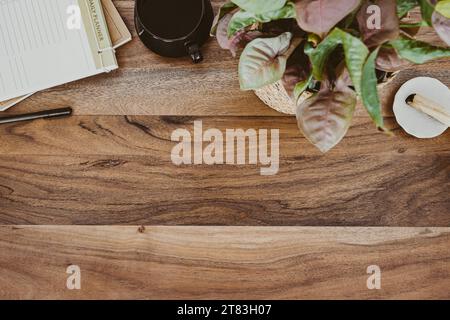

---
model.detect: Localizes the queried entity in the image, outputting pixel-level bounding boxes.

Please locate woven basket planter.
[254,81,310,115]
[254,72,399,115]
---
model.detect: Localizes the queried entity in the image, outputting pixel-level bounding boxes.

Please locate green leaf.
[375,46,412,72]
[436,0,450,18]
[389,37,450,63]
[361,48,385,130]
[216,12,235,50]
[308,28,369,96]
[228,2,296,37]
[294,74,313,101]
[418,0,435,25]
[432,10,450,46]
[296,86,356,153]
[281,42,312,97]
[295,0,361,38]
[399,21,429,28]
[228,30,264,57]
[397,0,419,18]
[231,0,287,14]
[211,2,237,36]
[239,32,293,90]
[357,0,399,48]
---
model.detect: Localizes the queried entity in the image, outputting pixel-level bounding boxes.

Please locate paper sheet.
[0,0,117,102]
[0,0,129,111]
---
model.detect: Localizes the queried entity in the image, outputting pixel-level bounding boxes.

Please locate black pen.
[0,107,73,125]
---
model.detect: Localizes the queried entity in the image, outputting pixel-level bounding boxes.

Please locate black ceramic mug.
[135,0,214,63]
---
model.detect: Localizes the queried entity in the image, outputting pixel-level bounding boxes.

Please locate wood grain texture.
[0,1,449,300]
[1,115,450,156]
[3,2,449,117]
[0,115,449,226]
[0,2,448,227]
[0,226,448,299]
[4,0,276,117]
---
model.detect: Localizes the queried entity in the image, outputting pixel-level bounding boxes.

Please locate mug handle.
[186,42,203,63]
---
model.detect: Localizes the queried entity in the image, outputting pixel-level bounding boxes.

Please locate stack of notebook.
[0,0,131,111]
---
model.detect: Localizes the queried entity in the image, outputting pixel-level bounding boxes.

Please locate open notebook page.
[0,0,117,102]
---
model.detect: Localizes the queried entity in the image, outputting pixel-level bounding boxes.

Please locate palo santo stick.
[407,94,450,127]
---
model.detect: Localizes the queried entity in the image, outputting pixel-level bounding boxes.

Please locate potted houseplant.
[211,0,450,152]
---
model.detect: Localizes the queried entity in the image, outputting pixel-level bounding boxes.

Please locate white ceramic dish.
[393,77,449,138]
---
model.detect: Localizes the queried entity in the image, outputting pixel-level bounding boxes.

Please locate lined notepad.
[0,0,118,102]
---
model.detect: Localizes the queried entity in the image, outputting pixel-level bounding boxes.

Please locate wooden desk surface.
[0,1,449,299]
